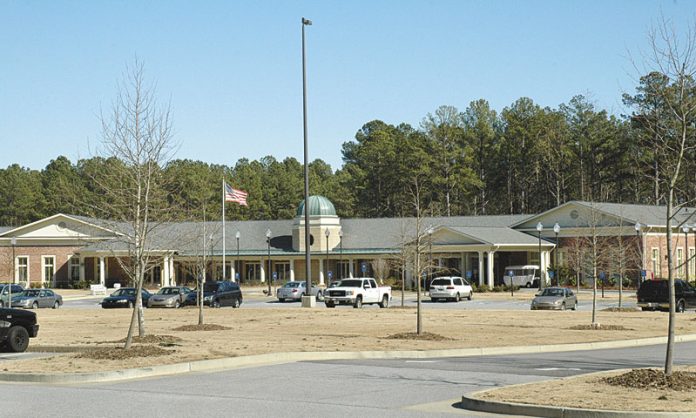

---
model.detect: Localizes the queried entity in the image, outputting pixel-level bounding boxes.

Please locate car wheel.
[561,303,566,311]
[53,301,60,309]
[326,301,335,308]
[353,296,362,309]
[7,326,29,353]
[128,301,134,309]
[431,297,438,303]
[455,293,461,302]
[232,297,241,309]
[525,282,532,288]
[677,300,686,313]
[379,295,389,308]
[174,300,180,309]
[278,298,285,303]
[572,301,577,311]
[212,299,220,308]
[31,301,39,309]
[467,291,473,301]
[316,291,323,302]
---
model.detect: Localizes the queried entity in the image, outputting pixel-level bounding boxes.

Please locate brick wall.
[0,245,81,286]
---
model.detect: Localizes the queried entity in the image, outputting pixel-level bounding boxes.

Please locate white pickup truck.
[323,278,391,308]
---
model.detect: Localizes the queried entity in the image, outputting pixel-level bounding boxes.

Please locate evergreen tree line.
[1,79,695,226]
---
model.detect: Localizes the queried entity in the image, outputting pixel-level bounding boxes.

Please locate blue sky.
[1,1,694,171]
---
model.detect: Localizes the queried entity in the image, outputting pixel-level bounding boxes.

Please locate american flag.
[224,183,248,206]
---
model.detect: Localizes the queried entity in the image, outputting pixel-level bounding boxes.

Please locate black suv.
[637,279,696,312]
[0,308,39,352]
[186,281,243,308]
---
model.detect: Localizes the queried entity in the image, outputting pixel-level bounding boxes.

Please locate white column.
[260,258,266,283]
[460,252,466,277]
[169,257,175,286]
[348,258,354,278]
[231,264,236,283]
[289,259,295,281]
[477,251,484,287]
[487,250,495,288]
[162,256,170,287]
[541,250,549,285]
[319,259,325,285]
[99,256,106,286]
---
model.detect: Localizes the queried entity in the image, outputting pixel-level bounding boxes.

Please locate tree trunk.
[665,190,676,376]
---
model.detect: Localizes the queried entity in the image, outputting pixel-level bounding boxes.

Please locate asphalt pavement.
[1,341,693,417]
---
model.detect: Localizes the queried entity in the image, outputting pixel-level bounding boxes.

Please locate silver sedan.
[531,287,577,310]
[276,281,323,302]
[11,289,63,309]
[147,286,191,308]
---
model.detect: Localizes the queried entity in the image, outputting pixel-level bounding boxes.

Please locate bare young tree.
[371,258,390,285]
[628,17,696,375]
[96,59,176,349]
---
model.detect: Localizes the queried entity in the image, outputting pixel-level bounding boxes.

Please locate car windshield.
[158,288,178,295]
[539,288,564,297]
[431,279,451,286]
[113,289,135,296]
[22,290,40,297]
[283,282,301,288]
[339,279,363,287]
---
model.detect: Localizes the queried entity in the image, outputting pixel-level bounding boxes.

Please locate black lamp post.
[536,222,543,290]
[301,17,312,299]
[235,231,240,283]
[635,222,643,284]
[553,223,560,286]
[266,229,272,297]
[338,230,343,280]
[692,225,696,286]
[683,225,690,284]
[10,237,16,305]
[325,228,330,286]
[427,226,434,295]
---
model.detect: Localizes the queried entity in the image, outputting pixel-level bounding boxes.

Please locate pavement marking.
[535,367,582,371]
[404,360,439,363]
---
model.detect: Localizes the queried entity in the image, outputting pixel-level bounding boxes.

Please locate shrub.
[475,284,490,293]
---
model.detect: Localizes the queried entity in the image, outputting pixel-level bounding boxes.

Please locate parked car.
[637,279,696,312]
[0,284,24,308]
[429,277,473,302]
[11,289,62,309]
[186,281,242,308]
[324,278,391,308]
[147,286,191,308]
[0,308,39,352]
[276,281,323,302]
[501,265,540,288]
[530,287,577,310]
[101,288,152,309]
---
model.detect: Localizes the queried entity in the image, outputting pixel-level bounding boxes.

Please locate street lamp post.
[683,225,690,284]
[553,223,560,286]
[10,237,16,307]
[325,229,330,286]
[266,229,272,297]
[536,222,543,290]
[235,231,240,283]
[635,222,643,285]
[301,17,313,299]
[427,226,434,295]
[692,225,696,287]
[338,230,343,280]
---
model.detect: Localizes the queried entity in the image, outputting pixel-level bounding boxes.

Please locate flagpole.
[222,178,226,281]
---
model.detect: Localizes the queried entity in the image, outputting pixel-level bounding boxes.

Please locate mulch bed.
[601,307,640,312]
[115,334,182,344]
[386,332,453,341]
[172,324,230,331]
[75,345,174,360]
[602,368,696,391]
[568,324,633,331]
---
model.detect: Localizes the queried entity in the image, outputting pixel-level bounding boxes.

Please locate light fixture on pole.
[683,225,690,284]
[338,230,343,280]
[553,223,560,286]
[635,222,643,284]
[325,228,330,286]
[536,222,543,290]
[266,229,272,297]
[301,16,312,301]
[235,231,240,283]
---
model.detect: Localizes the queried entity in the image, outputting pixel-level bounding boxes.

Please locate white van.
[502,265,539,288]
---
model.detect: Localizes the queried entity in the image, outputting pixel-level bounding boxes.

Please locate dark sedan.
[101,288,152,309]
[185,281,242,308]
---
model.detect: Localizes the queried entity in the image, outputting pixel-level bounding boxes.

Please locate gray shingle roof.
[447,227,552,246]
[575,201,696,227]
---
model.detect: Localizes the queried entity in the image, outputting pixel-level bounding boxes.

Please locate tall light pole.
[536,222,543,290]
[10,237,16,307]
[325,228,330,286]
[427,226,434,295]
[635,222,643,285]
[692,225,696,286]
[301,17,313,299]
[235,231,240,283]
[266,228,272,297]
[683,225,690,284]
[553,223,560,286]
[338,230,343,280]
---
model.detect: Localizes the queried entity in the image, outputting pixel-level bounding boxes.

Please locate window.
[16,256,28,283]
[42,256,55,285]
[337,261,350,279]
[651,248,660,277]
[246,263,260,281]
[68,256,80,282]
[274,262,291,281]
[677,248,684,277]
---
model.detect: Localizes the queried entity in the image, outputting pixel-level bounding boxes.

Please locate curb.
[460,393,694,418]
[3,333,696,385]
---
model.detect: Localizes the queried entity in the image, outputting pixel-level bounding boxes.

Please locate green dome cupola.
[296,195,337,217]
